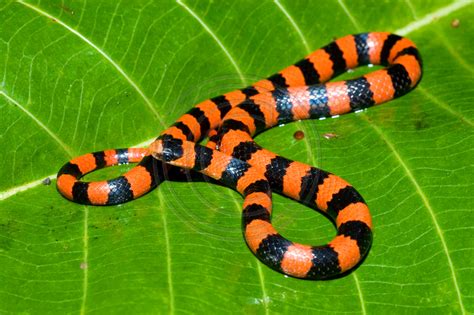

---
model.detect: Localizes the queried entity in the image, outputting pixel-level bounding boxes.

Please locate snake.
[57,32,422,279]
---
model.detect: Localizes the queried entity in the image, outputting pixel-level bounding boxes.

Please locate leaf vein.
[273,0,311,53]
[337,0,362,31]
[0,91,73,156]
[176,0,246,85]
[363,117,466,314]
[16,0,164,124]
[395,0,473,35]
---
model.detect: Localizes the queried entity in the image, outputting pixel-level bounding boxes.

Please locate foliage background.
[1,0,473,313]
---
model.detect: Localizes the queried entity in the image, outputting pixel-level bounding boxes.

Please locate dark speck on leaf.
[415,119,429,130]
[60,4,75,15]
[293,130,305,140]
[42,177,51,185]
[451,19,460,28]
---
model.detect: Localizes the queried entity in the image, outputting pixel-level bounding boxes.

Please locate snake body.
[57,32,422,279]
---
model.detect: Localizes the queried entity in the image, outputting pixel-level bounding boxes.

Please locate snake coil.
[57,32,422,279]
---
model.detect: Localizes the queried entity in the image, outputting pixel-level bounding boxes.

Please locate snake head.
[149,139,164,161]
[149,136,185,163]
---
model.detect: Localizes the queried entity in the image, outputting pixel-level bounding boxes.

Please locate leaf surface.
[1,0,473,313]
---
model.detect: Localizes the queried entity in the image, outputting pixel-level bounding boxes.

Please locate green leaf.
[1,0,473,313]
